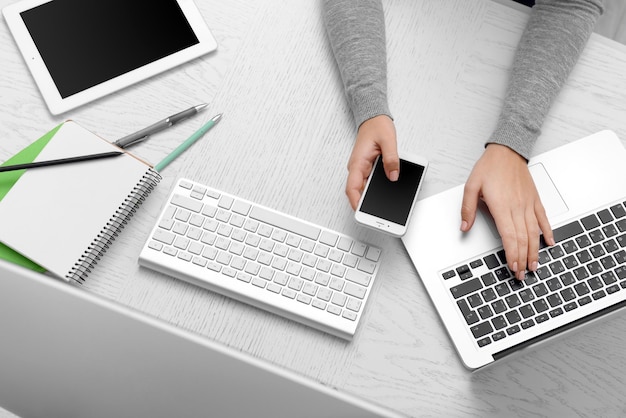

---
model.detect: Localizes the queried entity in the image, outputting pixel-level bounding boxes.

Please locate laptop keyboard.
[442,200,626,348]
[139,178,381,340]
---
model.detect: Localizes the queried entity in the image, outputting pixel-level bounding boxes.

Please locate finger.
[379,138,399,182]
[525,207,541,274]
[535,200,554,247]
[490,207,519,275]
[346,164,369,210]
[460,181,480,232]
[504,205,528,280]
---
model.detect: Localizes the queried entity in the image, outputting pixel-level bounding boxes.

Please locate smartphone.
[355,154,428,237]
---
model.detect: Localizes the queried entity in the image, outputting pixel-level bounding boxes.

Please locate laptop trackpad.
[529,163,568,219]
[478,163,568,240]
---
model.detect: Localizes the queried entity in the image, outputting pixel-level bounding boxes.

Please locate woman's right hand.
[346,115,399,209]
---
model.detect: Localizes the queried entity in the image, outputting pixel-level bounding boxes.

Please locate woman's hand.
[461,143,555,280]
[346,115,399,209]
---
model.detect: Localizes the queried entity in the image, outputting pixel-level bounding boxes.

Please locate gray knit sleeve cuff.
[351,90,393,128]
[486,118,540,161]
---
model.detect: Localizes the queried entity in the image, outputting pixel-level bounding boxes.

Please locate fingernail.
[390,170,399,182]
[518,270,526,281]
[530,261,538,271]
[512,262,518,272]
[460,221,468,231]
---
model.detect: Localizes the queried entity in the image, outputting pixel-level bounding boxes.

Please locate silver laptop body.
[0,259,403,418]
[402,131,626,370]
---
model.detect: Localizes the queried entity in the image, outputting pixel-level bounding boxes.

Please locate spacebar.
[249,206,321,240]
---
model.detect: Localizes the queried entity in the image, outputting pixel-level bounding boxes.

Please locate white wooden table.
[2,1,626,416]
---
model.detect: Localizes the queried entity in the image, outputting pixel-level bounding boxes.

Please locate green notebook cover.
[0,124,62,272]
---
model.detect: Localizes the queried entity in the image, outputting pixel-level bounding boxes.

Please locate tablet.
[3,0,218,115]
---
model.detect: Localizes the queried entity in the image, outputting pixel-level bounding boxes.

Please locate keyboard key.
[492,300,507,314]
[495,267,511,281]
[607,284,620,294]
[484,254,500,269]
[456,264,473,280]
[250,206,320,241]
[481,272,497,286]
[505,294,521,308]
[574,282,590,296]
[533,298,549,313]
[495,283,511,297]
[506,325,520,335]
[492,315,507,330]
[575,234,592,248]
[587,276,603,291]
[477,337,491,347]
[548,246,565,259]
[478,305,493,320]
[171,194,203,213]
[552,220,584,243]
[492,331,506,341]
[560,287,576,302]
[470,259,483,269]
[563,302,578,312]
[581,214,600,230]
[468,293,483,308]
[547,293,563,307]
[471,321,493,339]
[560,272,576,286]
[562,240,578,254]
[610,204,626,219]
[592,290,606,300]
[598,209,614,224]
[533,283,549,297]
[505,310,521,324]
[519,304,535,319]
[481,287,497,302]
[518,289,535,303]
[589,229,605,243]
[549,308,563,318]
[450,278,483,299]
[538,250,551,265]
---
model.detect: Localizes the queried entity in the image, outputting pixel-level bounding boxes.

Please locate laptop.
[0,260,403,418]
[402,130,626,370]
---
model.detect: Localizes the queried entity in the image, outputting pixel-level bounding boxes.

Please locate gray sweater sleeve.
[489,0,603,159]
[322,0,603,158]
[322,0,391,127]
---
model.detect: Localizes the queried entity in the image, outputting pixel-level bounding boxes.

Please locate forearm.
[489,0,604,159]
[322,0,391,128]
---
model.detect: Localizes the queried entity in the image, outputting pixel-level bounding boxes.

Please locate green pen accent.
[155,114,222,172]
[0,123,63,272]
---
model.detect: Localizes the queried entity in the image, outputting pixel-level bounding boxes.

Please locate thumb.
[380,144,400,182]
[460,181,480,232]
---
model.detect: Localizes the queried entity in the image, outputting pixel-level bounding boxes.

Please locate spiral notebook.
[0,121,161,283]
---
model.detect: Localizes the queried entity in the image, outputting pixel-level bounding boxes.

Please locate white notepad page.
[0,121,154,281]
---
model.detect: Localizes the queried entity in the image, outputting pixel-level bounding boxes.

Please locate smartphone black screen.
[359,157,426,225]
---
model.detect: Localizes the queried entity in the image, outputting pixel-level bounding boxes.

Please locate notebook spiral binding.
[67,168,162,284]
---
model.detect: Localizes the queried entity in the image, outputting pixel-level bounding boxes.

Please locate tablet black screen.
[20,0,199,98]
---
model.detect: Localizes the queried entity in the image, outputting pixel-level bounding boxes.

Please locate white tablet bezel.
[3,0,217,115]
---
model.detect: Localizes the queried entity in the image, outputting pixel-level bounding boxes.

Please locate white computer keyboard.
[139,178,382,340]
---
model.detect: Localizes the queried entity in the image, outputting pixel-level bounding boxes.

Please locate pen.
[154,114,222,172]
[0,151,123,173]
[113,103,208,149]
